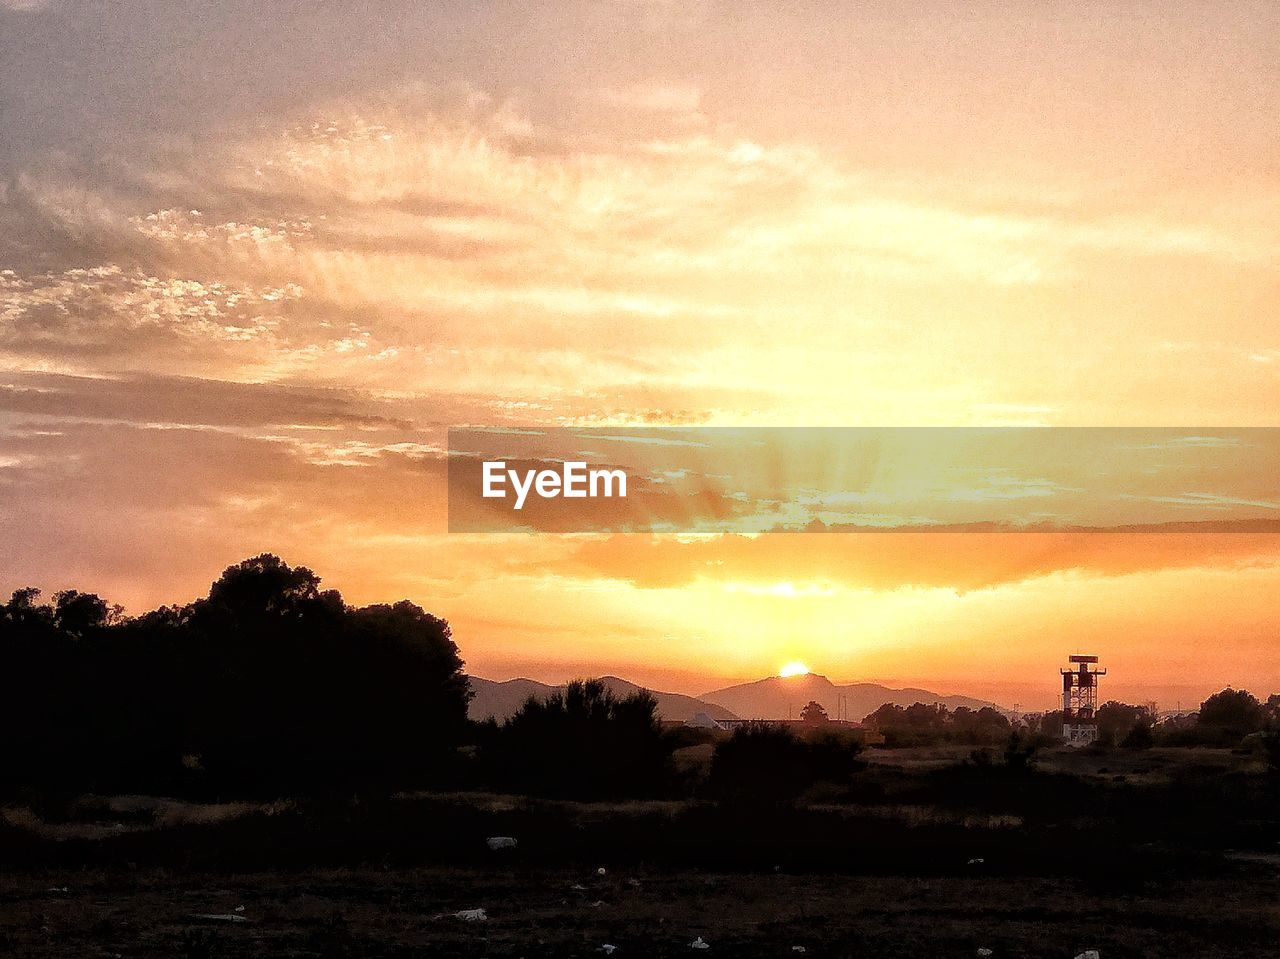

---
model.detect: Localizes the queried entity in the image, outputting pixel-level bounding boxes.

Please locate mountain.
[466,678,558,723]
[467,675,739,724]
[700,673,998,722]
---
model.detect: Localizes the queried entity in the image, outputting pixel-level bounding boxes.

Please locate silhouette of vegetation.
[1120,721,1154,749]
[7,560,1280,959]
[0,555,470,797]
[1003,729,1039,770]
[1197,688,1267,737]
[5,555,1280,818]
[1096,701,1156,747]
[476,679,673,799]
[864,702,1011,747]
[1260,733,1280,775]
[799,700,829,724]
[709,722,864,804]
[1034,709,1065,738]
[1149,688,1275,747]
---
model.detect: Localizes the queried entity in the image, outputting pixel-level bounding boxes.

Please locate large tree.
[1198,688,1267,737]
[0,555,471,796]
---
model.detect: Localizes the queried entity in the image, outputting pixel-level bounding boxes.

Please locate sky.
[1,0,1278,709]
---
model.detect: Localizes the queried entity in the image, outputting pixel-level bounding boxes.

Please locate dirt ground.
[3,747,1277,957]
[2,865,1279,959]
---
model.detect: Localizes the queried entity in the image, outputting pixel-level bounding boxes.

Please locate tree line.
[863,692,1280,749]
[0,555,470,796]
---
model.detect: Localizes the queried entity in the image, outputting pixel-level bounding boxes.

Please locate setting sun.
[779,661,811,678]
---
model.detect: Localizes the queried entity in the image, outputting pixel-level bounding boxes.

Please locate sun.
[779,661,810,678]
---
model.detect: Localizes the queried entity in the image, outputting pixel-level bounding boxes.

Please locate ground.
[4,867,1280,958]
[1,746,1277,958]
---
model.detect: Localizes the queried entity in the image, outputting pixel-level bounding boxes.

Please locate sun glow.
[779,661,810,678]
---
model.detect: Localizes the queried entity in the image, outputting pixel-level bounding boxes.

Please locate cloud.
[4,85,1276,424]
[549,528,1280,593]
[0,370,410,431]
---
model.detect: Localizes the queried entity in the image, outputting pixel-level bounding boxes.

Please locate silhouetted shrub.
[709,722,863,804]
[1260,733,1280,775]
[1121,722,1154,749]
[1003,730,1039,770]
[479,679,673,799]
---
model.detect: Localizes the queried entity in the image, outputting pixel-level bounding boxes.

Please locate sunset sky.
[2,1,1278,708]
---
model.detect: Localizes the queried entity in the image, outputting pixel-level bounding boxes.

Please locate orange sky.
[1,1,1278,709]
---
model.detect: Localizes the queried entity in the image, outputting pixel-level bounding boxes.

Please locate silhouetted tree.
[52,590,118,637]
[864,701,1008,747]
[0,555,470,796]
[1265,694,1280,730]
[800,700,829,724]
[951,706,1012,744]
[1096,701,1155,747]
[1037,710,1065,739]
[1199,688,1267,738]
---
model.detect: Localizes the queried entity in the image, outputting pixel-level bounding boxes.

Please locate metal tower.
[1061,654,1105,744]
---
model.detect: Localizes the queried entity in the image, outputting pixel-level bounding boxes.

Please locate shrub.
[709,723,863,804]
[480,679,673,799]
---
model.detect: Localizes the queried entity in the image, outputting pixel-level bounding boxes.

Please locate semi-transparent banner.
[447,427,1280,534]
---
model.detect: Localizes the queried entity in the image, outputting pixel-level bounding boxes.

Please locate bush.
[479,679,673,799]
[709,723,863,804]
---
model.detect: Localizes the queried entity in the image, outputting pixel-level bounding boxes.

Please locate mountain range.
[700,673,996,722]
[468,672,997,724]
[467,675,739,724]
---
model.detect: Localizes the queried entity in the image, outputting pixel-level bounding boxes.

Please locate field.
[5,867,1280,958]
[1,746,1278,958]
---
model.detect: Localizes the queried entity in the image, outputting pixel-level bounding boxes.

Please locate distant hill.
[467,675,740,724]
[700,673,998,722]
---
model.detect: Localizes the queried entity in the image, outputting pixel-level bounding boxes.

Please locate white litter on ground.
[486,836,517,850]
[967,858,985,865]
[597,867,607,876]
[454,908,488,922]
[690,936,710,950]
[977,949,993,957]
[1073,952,1100,959]
[600,945,617,955]
[792,947,807,953]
